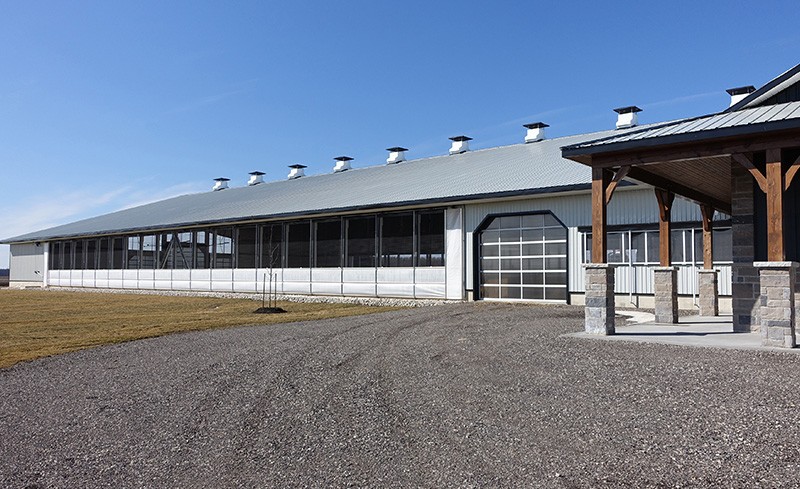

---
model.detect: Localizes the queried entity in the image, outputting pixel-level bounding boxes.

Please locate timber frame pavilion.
[562,63,800,348]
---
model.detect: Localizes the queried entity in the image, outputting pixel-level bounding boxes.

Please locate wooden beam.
[654,189,674,267]
[592,168,611,263]
[700,204,714,269]
[604,166,630,204]
[784,154,800,191]
[731,153,767,193]
[766,148,785,261]
[626,166,731,214]
[588,134,800,169]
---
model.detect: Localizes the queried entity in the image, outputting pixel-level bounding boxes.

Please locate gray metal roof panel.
[751,104,786,124]
[3,127,648,243]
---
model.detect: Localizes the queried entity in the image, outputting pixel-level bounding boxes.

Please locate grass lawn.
[0,289,397,369]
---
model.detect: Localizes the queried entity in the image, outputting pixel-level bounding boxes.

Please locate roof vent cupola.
[212,177,230,191]
[333,156,353,172]
[614,106,642,129]
[386,147,408,164]
[523,122,549,143]
[247,171,265,186]
[449,135,472,155]
[287,164,307,179]
[726,86,756,107]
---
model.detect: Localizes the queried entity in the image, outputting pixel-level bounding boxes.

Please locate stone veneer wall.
[731,161,760,333]
[756,263,797,348]
[584,264,615,335]
[653,267,679,323]
[698,269,719,317]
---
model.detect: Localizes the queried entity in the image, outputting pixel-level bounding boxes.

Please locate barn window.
[346,216,376,267]
[315,219,342,267]
[380,213,414,267]
[287,222,311,268]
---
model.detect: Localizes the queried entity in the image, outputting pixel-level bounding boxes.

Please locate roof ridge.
[724,62,800,113]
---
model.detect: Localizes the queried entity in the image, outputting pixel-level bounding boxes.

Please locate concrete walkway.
[566,314,800,353]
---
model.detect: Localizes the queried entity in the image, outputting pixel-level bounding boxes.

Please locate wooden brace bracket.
[732,153,767,193]
[700,204,714,233]
[784,155,800,191]
[654,188,675,222]
[604,166,631,204]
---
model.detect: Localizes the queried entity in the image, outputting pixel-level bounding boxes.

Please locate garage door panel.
[479,212,567,303]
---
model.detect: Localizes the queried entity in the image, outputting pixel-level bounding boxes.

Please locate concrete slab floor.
[565,314,800,353]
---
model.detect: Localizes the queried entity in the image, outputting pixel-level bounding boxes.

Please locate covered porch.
[562,95,800,348]
[565,313,800,353]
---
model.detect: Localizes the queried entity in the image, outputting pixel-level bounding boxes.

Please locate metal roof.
[726,62,800,112]
[561,100,800,156]
[2,127,645,244]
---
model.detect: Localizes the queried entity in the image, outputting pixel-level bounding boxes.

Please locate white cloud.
[641,91,720,110]
[0,180,207,269]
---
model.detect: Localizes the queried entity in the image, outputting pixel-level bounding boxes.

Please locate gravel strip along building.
[7,63,800,312]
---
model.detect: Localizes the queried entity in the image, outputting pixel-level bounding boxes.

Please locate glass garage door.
[479,213,568,301]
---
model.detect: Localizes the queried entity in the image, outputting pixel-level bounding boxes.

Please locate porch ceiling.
[624,156,732,213]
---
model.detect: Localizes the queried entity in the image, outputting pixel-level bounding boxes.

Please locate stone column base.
[584,264,615,335]
[653,267,679,324]
[698,269,719,317]
[754,262,797,348]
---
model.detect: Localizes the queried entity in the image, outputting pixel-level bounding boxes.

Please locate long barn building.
[11,63,800,312]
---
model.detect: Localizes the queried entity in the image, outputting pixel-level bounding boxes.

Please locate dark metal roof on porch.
[562,101,800,157]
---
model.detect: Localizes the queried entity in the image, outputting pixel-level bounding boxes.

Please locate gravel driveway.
[2,302,800,488]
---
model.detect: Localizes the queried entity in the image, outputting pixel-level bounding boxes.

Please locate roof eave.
[0,183,599,244]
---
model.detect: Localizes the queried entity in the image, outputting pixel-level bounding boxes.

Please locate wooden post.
[700,204,714,269]
[592,168,610,263]
[765,148,785,261]
[654,188,675,267]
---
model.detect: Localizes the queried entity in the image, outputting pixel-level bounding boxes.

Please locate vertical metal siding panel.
[676,266,697,296]
[464,194,593,232]
[607,190,660,225]
[9,243,45,282]
[465,231,474,291]
[717,265,732,295]
[444,207,464,300]
[568,227,584,292]
[614,265,631,293]
[670,198,703,223]
[636,266,654,294]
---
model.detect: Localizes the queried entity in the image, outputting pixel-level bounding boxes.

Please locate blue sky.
[2,0,799,267]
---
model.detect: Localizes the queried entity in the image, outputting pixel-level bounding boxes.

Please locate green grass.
[0,289,397,369]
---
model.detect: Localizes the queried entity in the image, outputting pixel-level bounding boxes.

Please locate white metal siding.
[568,227,584,293]
[49,266,448,299]
[9,243,45,282]
[445,207,465,299]
[464,187,725,233]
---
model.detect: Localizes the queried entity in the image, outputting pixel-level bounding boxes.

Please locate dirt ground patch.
[0,289,396,368]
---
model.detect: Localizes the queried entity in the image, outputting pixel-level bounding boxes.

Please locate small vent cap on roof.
[333,156,353,173]
[247,171,265,186]
[726,85,756,107]
[523,122,549,143]
[212,177,230,191]
[613,106,642,129]
[287,164,307,179]
[386,147,408,164]
[449,135,472,155]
